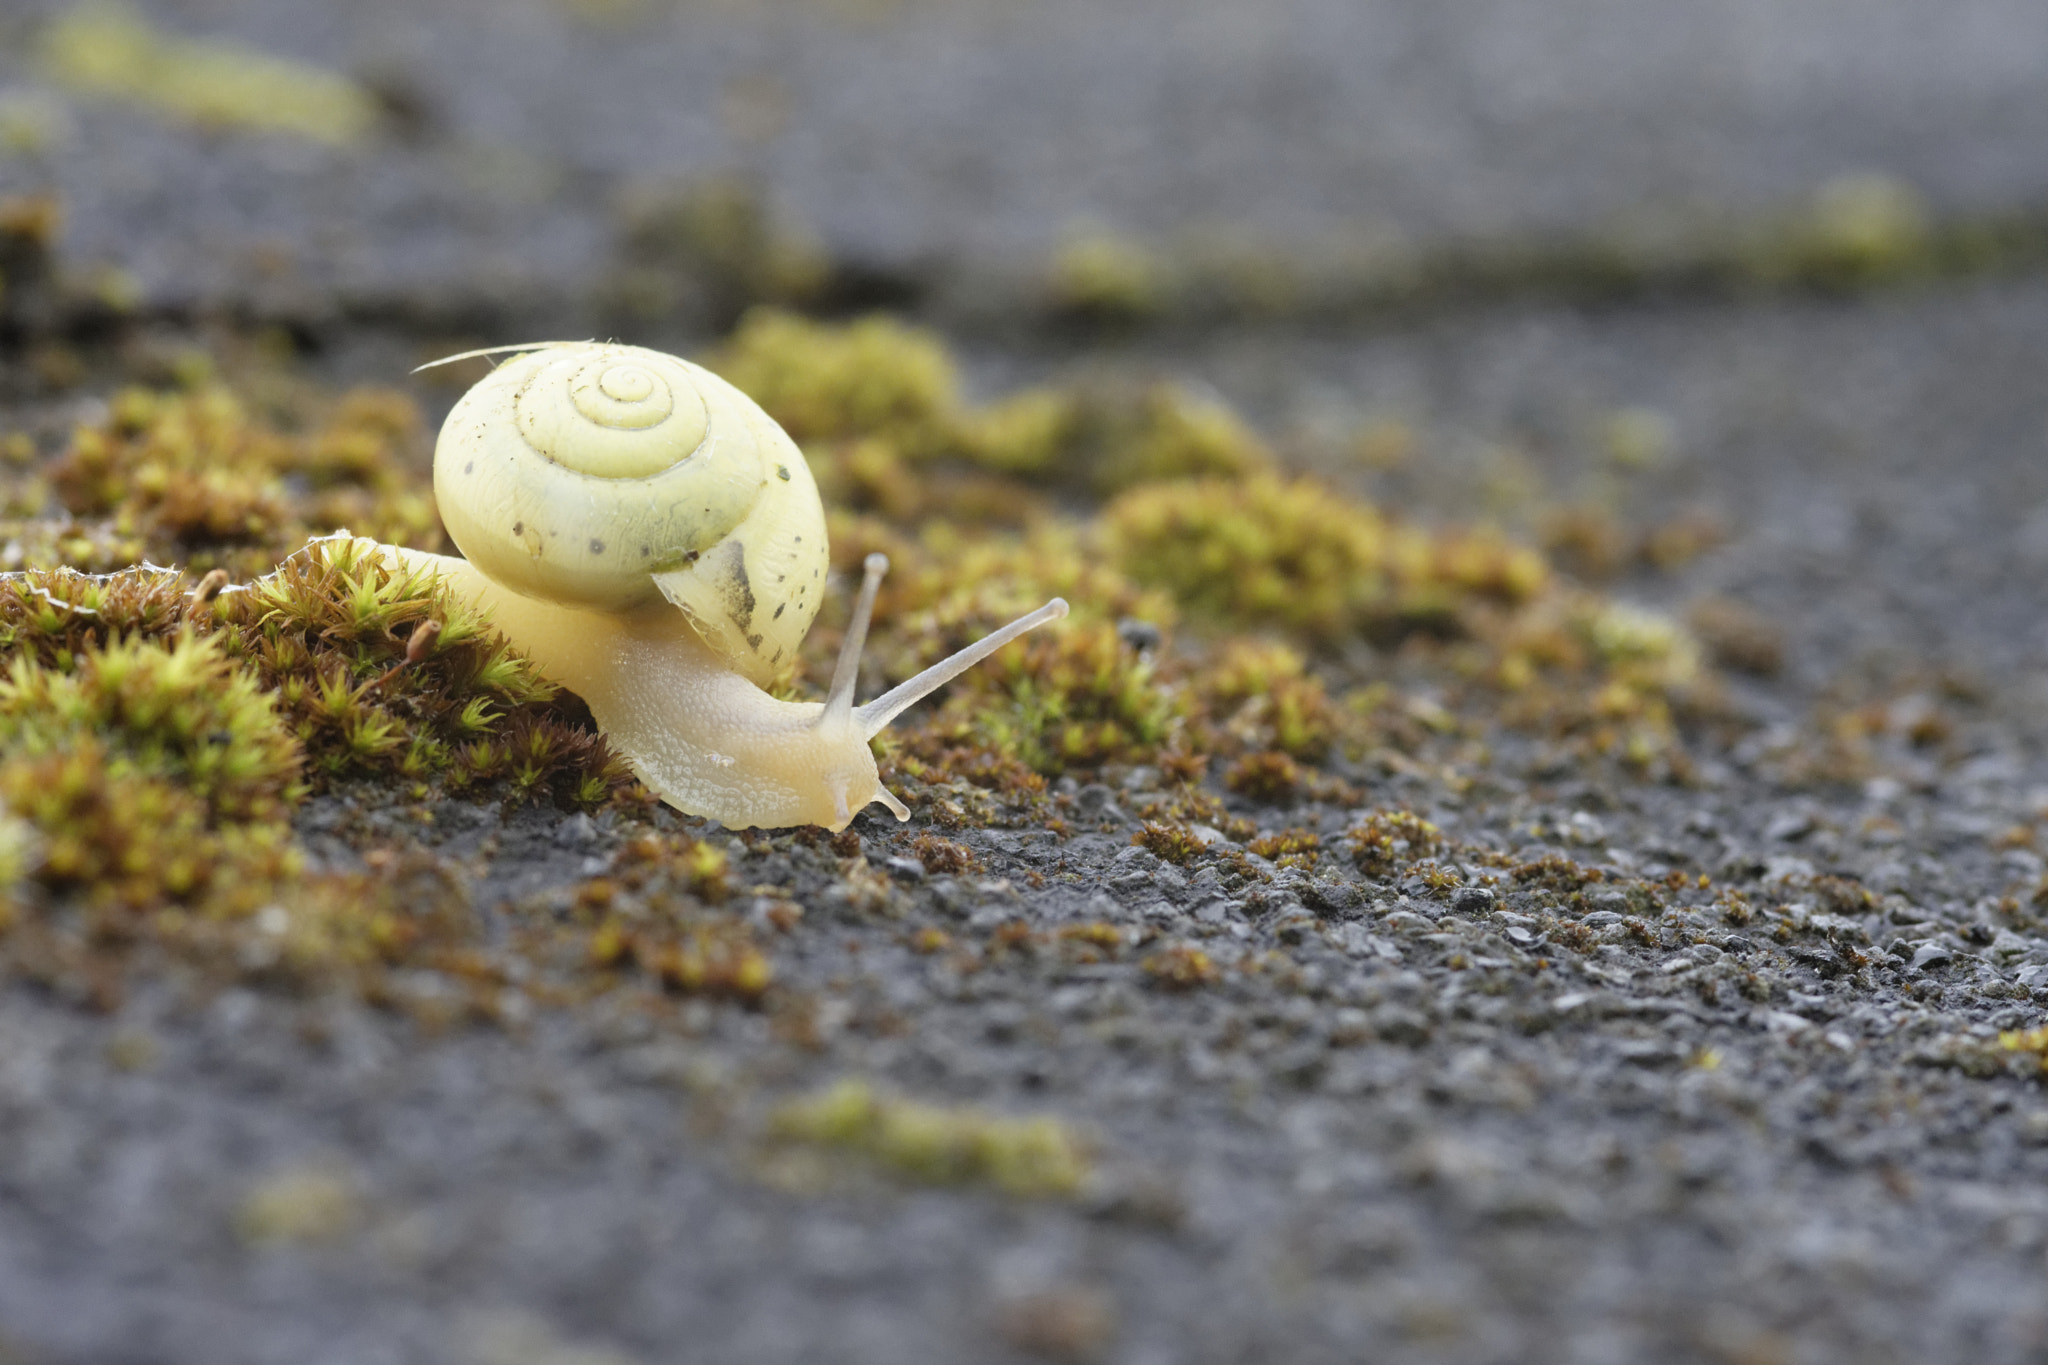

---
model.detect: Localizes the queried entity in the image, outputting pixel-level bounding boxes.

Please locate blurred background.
[2,0,2047,684]
[3,0,2047,311]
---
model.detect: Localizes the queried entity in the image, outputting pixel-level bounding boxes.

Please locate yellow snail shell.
[433,341,826,687]
[368,339,1067,831]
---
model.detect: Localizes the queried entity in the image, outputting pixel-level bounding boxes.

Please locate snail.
[372,340,1067,832]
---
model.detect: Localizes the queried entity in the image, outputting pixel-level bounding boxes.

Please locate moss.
[1047,230,1172,322]
[39,3,378,147]
[911,833,980,876]
[1134,822,1207,866]
[0,564,199,665]
[1192,639,1339,762]
[1068,383,1272,496]
[215,536,633,805]
[1222,751,1305,805]
[705,311,1269,509]
[1103,473,1545,644]
[234,1165,358,1246]
[1346,810,1445,879]
[0,631,300,915]
[707,309,958,451]
[0,195,60,323]
[768,1078,1090,1197]
[1245,829,1320,870]
[0,630,298,818]
[1141,942,1220,990]
[924,618,1182,777]
[589,914,772,1001]
[951,389,1078,477]
[1687,596,1784,676]
[38,383,438,578]
[2,541,636,814]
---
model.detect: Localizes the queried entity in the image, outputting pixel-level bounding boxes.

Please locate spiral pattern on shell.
[430,341,830,685]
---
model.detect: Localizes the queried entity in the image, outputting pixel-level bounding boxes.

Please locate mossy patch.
[215,537,633,804]
[768,1077,1091,1197]
[39,3,377,147]
[0,311,1748,1013]
[0,630,300,918]
[1102,473,1544,644]
[707,309,1273,516]
[32,384,438,578]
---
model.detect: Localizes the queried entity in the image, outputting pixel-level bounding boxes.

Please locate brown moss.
[1222,751,1305,805]
[1687,595,1785,676]
[37,384,438,578]
[910,832,981,876]
[1142,942,1220,990]
[1347,810,1445,878]
[1246,828,1320,870]
[1134,822,1207,866]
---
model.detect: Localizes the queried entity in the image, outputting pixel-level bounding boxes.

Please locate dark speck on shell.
[589,539,605,554]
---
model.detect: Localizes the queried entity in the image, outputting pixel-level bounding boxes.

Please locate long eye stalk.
[822,553,890,726]
[854,601,1068,741]
[817,553,1070,739]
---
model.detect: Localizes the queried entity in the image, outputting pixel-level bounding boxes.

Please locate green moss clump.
[38,3,377,147]
[707,309,959,451]
[218,536,634,805]
[1067,382,1271,495]
[40,384,438,578]
[705,311,1271,510]
[1192,639,1339,762]
[1,630,297,818]
[0,631,301,914]
[911,617,1183,778]
[1104,473,1543,642]
[1,540,637,809]
[950,389,1078,477]
[769,1078,1090,1197]
[0,564,196,665]
[1046,230,1173,321]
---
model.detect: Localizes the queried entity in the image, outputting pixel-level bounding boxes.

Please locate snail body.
[380,341,1065,832]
